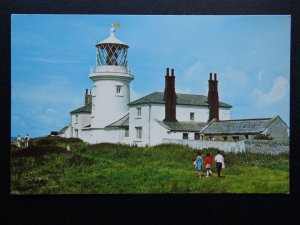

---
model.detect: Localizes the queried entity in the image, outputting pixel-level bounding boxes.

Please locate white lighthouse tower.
[89,25,134,129]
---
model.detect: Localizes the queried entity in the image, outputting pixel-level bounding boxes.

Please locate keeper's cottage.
[58,25,289,145]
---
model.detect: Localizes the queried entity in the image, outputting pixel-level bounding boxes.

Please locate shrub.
[68,154,96,166]
[11,145,66,159]
[33,136,83,146]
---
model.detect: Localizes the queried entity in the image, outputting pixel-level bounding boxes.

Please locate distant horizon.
[11,15,290,138]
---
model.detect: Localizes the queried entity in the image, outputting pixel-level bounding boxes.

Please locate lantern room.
[95,25,129,68]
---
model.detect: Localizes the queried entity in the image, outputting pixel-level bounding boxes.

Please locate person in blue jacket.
[195,151,203,178]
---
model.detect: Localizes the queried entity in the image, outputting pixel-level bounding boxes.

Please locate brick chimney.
[85,89,92,105]
[164,68,177,122]
[207,73,219,122]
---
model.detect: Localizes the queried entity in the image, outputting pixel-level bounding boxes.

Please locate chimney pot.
[210,73,212,80]
[86,89,88,94]
[214,73,217,81]
[166,68,169,76]
[171,68,174,77]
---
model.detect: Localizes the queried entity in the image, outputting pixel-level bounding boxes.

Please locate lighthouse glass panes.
[96,43,128,67]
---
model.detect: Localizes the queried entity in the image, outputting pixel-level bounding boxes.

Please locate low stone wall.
[244,140,289,155]
[162,139,289,155]
[162,139,246,153]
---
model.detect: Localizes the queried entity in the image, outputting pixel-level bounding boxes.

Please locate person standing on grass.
[16,135,22,148]
[24,133,30,148]
[214,151,225,177]
[195,151,203,178]
[204,153,213,177]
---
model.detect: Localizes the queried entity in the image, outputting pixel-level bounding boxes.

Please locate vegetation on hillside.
[10,136,289,194]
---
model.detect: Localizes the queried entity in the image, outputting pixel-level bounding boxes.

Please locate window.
[116,85,122,94]
[245,134,249,139]
[137,107,141,117]
[195,133,200,140]
[75,115,78,123]
[125,128,129,137]
[233,136,239,141]
[183,133,188,139]
[209,136,214,141]
[136,127,142,139]
[223,136,227,141]
[74,129,78,138]
[190,112,195,121]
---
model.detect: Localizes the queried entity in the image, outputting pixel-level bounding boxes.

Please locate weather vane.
[113,22,120,28]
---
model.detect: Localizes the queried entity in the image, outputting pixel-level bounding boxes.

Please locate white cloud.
[39,115,53,124]
[218,66,252,101]
[176,87,192,94]
[253,76,289,107]
[46,108,58,114]
[183,61,204,79]
[32,57,84,64]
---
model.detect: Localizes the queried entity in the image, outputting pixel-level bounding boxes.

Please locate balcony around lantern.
[89,65,134,80]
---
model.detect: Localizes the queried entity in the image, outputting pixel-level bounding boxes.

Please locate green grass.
[10,136,289,194]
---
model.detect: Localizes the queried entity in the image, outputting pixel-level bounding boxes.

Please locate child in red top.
[204,153,213,177]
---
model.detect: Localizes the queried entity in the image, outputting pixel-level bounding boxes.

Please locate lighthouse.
[89,25,134,128]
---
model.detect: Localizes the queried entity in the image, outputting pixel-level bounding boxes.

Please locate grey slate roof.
[70,103,92,114]
[157,120,207,132]
[58,125,70,134]
[128,92,232,108]
[106,113,129,128]
[201,118,275,135]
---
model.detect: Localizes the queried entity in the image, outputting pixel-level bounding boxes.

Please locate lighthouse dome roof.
[98,26,128,47]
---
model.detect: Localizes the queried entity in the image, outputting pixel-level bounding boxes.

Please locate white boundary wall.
[163,139,289,155]
[163,139,245,153]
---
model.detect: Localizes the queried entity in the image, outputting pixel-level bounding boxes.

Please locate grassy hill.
[10,136,289,194]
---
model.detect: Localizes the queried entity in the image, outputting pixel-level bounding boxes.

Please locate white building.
[58,26,289,145]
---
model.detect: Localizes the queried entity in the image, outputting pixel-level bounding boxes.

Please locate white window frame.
[137,107,141,117]
[125,128,129,137]
[116,85,123,96]
[183,133,188,140]
[135,127,142,139]
[194,133,200,140]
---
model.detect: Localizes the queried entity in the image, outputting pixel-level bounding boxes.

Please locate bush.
[68,153,96,166]
[11,145,66,159]
[33,136,83,146]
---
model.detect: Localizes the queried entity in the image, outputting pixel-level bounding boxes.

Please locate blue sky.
[11,15,290,137]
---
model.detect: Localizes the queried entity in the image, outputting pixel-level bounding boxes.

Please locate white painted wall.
[176,105,209,122]
[128,105,150,146]
[128,103,231,146]
[90,78,131,128]
[58,125,72,138]
[71,113,91,139]
[81,128,129,144]
[220,108,231,120]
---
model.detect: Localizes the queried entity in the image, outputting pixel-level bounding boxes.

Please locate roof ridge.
[128,91,231,107]
[218,118,272,122]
